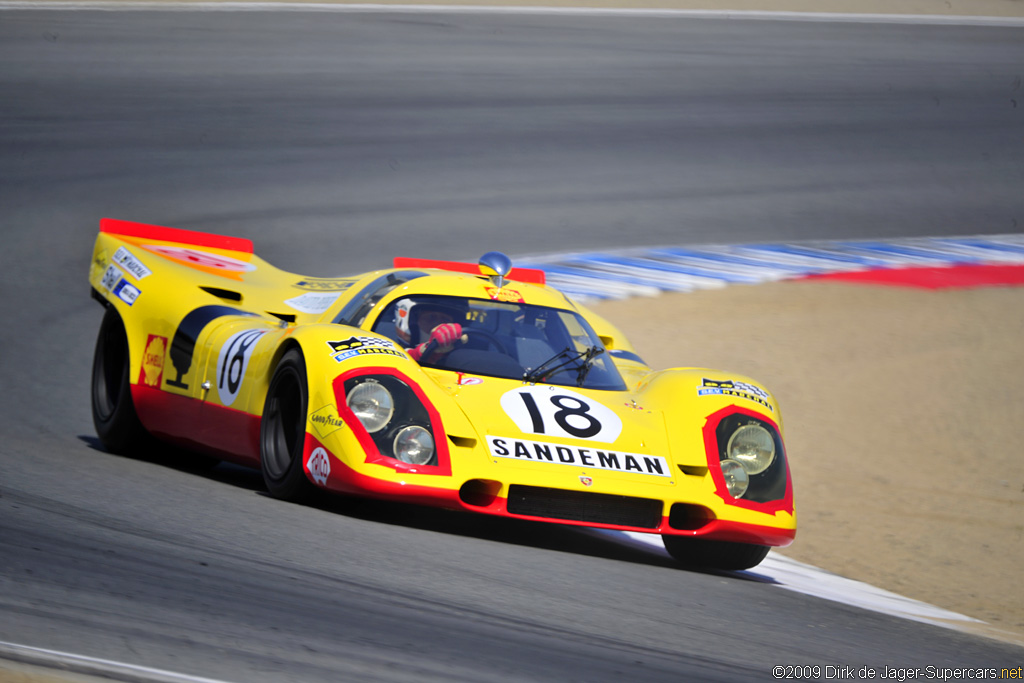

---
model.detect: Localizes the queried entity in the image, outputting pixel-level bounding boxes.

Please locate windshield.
[372,295,627,391]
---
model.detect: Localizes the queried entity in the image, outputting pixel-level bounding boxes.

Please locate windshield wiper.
[523,345,604,385]
[574,345,605,386]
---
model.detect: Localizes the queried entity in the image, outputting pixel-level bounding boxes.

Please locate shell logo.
[140,335,167,387]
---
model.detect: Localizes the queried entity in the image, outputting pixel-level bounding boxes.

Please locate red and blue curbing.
[519,234,1024,300]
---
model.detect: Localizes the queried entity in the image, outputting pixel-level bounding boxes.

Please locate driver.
[394,298,464,362]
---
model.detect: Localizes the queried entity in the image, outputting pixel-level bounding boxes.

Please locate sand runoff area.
[592,275,1024,643]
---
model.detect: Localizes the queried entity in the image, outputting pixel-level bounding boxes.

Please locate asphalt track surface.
[2,8,1024,681]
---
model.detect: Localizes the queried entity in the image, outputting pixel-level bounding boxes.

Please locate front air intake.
[506,485,662,529]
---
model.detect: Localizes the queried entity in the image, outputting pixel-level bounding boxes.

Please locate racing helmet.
[393,297,467,345]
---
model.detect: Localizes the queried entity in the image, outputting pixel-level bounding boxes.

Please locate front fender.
[288,324,478,484]
[637,367,794,521]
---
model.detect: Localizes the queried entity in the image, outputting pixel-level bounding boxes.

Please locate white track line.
[0,641,236,683]
[1,1,1024,24]
[588,529,1024,644]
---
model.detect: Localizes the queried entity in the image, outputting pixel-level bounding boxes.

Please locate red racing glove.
[408,323,463,362]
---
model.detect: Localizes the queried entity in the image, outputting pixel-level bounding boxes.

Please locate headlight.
[720,459,750,498]
[393,425,434,465]
[346,379,394,433]
[726,423,776,475]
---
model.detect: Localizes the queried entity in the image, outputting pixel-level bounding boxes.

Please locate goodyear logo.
[311,405,345,439]
[326,336,406,363]
[697,378,773,412]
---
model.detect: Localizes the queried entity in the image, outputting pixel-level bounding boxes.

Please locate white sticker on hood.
[284,291,341,314]
[500,386,622,443]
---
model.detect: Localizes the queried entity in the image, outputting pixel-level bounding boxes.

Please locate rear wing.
[89,219,355,323]
[101,218,254,253]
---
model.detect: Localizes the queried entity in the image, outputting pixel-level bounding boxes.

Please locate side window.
[371,301,402,344]
[332,271,426,328]
[558,311,594,352]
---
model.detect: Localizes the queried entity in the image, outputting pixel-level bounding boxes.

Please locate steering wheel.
[462,328,510,356]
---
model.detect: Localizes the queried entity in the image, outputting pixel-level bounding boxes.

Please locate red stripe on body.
[100,218,254,254]
[305,437,793,545]
[131,384,261,466]
[131,384,793,546]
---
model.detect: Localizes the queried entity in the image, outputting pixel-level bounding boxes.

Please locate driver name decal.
[487,436,670,477]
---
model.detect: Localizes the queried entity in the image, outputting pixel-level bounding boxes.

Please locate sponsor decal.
[113,279,140,305]
[327,336,406,363]
[283,291,341,314]
[100,264,141,305]
[144,244,256,273]
[293,277,355,292]
[311,404,345,439]
[697,378,774,412]
[500,386,622,443]
[487,436,671,477]
[139,335,167,387]
[100,264,123,292]
[216,329,268,406]
[456,373,483,386]
[580,475,593,487]
[307,447,331,486]
[93,250,108,273]
[485,286,525,303]
[112,246,152,280]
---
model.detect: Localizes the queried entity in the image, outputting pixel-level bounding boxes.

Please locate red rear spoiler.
[393,257,546,285]
[100,218,254,254]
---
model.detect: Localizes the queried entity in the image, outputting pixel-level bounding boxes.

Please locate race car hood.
[422,368,687,486]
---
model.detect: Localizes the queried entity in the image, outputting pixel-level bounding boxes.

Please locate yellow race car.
[88,218,795,570]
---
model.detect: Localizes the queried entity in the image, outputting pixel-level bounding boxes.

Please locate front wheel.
[260,348,315,501]
[662,535,770,571]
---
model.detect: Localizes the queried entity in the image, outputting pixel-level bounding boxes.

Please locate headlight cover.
[713,412,788,504]
[719,458,750,498]
[393,425,435,465]
[726,424,776,475]
[346,379,394,433]
[342,374,439,468]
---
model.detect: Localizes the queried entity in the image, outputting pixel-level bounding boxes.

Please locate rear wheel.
[260,348,314,501]
[91,307,150,454]
[662,536,770,571]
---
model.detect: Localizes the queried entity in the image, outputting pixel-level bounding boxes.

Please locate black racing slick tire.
[91,307,151,454]
[662,536,771,571]
[260,348,315,501]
